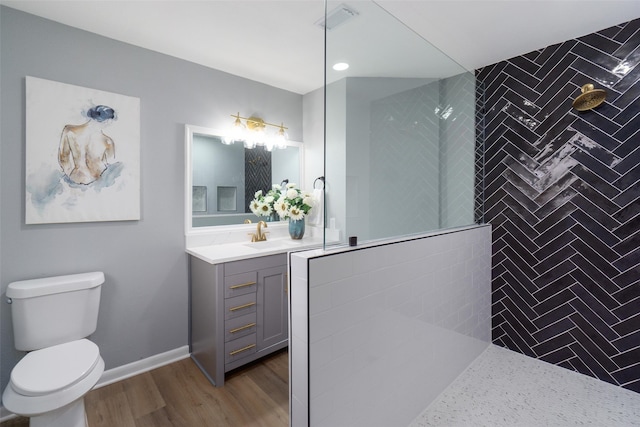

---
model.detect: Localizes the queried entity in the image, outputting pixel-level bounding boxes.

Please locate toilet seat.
[3,340,104,417]
[10,339,100,397]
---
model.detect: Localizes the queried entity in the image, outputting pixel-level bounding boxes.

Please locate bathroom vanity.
[190,252,288,386]
[186,221,327,386]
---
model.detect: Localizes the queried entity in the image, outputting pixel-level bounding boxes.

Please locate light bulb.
[275,124,288,149]
[254,127,266,146]
[227,114,246,143]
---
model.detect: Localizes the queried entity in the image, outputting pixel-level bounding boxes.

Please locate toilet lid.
[10,339,100,397]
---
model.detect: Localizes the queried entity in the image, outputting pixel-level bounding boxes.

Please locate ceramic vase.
[289,218,305,240]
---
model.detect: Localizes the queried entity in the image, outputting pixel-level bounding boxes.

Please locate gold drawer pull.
[229,322,256,334]
[229,302,256,312]
[229,281,256,290]
[229,343,256,356]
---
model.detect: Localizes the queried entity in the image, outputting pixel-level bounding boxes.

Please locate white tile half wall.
[289,225,492,427]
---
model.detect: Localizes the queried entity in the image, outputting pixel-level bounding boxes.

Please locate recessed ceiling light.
[333,62,349,71]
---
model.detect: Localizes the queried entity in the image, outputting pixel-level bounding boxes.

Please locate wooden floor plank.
[150,359,233,426]
[0,417,27,427]
[262,349,289,383]
[225,373,288,427]
[0,350,289,427]
[243,358,288,409]
[122,371,166,419]
[87,388,137,427]
[134,407,184,427]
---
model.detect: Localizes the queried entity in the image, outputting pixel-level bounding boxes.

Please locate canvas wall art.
[25,76,141,224]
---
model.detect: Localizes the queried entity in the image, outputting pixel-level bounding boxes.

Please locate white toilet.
[2,272,105,427]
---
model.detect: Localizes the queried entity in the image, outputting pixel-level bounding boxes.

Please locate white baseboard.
[96,345,190,388]
[0,345,190,422]
[0,407,17,423]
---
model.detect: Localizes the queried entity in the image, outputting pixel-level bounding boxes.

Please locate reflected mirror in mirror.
[185,125,302,231]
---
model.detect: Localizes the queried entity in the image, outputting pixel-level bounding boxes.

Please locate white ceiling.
[2,0,639,94]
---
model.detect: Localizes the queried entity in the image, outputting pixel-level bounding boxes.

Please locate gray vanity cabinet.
[190,253,288,387]
[256,265,289,351]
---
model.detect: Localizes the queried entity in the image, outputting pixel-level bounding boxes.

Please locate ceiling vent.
[315,3,359,30]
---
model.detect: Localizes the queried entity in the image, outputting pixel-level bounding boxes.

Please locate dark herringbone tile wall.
[477,17,640,393]
[244,147,272,213]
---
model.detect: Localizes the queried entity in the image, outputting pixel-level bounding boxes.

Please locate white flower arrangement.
[249,184,282,218]
[275,183,313,220]
[250,183,313,221]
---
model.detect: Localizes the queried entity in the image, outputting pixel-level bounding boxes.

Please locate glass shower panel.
[323,1,480,246]
[438,72,478,229]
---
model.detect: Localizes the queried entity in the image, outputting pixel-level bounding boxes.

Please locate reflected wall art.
[25,76,140,224]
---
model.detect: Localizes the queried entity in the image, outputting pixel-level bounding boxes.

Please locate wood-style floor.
[1,349,289,427]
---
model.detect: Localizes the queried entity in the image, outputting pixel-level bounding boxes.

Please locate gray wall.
[0,6,302,396]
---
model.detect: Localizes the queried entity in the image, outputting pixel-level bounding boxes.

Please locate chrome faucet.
[249,220,268,242]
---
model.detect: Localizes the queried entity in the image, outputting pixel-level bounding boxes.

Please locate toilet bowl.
[3,339,105,427]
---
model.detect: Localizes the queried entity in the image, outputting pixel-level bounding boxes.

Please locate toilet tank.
[6,271,104,351]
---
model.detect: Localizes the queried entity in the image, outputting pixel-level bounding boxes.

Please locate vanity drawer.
[224,293,257,320]
[225,333,257,364]
[224,253,287,276]
[225,312,257,342]
[224,271,258,298]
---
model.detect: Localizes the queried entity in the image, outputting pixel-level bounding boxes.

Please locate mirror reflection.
[186,125,302,229]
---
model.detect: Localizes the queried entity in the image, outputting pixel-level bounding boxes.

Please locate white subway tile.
[295,226,492,427]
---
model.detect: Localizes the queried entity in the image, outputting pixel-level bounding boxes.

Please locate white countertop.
[186,221,328,264]
[187,236,325,263]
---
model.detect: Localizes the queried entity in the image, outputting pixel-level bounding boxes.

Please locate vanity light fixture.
[224,113,288,151]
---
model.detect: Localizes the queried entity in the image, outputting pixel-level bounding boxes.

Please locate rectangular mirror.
[185,124,303,233]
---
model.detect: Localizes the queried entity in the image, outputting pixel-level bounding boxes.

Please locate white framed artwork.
[25,76,141,224]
